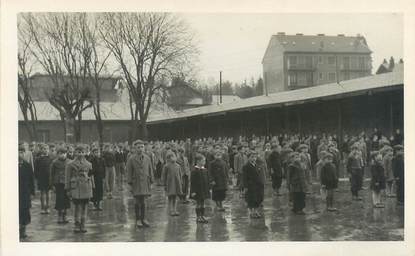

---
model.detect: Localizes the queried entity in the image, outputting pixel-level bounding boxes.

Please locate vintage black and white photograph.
[12,10,406,244]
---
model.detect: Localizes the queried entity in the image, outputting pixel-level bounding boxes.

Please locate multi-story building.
[262,33,372,93]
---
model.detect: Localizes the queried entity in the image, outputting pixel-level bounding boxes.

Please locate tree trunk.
[130,119,140,142]
[64,113,75,143]
[74,112,82,142]
[97,117,104,144]
[139,120,148,140]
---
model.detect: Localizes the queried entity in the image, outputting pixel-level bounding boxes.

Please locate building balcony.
[287,64,316,71]
[339,65,371,71]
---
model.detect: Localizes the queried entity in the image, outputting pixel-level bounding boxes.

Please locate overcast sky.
[181,13,403,85]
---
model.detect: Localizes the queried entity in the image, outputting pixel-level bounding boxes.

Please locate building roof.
[211,95,241,104]
[20,70,403,124]
[263,34,372,63]
[147,69,403,124]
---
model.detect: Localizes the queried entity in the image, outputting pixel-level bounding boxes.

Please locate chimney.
[296,33,303,36]
[317,33,325,36]
[277,32,285,35]
[337,34,345,37]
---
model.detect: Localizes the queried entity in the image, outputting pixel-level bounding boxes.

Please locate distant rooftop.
[269,33,372,54]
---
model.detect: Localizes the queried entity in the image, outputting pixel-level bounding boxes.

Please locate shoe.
[141,220,150,227]
[73,222,81,233]
[218,207,225,212]
[97,207,103,211]
[40,210,47,215]
[296,210,306,215]
[80,222,87,233]
[173,212,180,216]
[201,217,209,223]
[61,219,69,224]
[45,209,50,214]
[135,221,144,228]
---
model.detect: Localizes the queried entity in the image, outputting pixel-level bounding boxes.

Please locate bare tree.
[18,19,38,141]
[99,13,198,140]
[78,13,112,144]
[19,13,93,143]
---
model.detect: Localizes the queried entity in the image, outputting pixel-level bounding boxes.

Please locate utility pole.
[219,71,222,104]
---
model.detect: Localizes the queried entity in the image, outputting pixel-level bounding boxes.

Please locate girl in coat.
[370,151,386,208]
[65,144,94,233]
[50,147,71,224]
[34,143,52,214]
[190,153,210,224]
[89,147,106,211]
[382,146,395,197]
[162,152,183,216]
[320,152,338,211]
[393,145,404,206]
[19,145,35,239]
[209,150,228,211]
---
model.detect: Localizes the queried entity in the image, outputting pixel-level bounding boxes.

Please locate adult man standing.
[127,140,154,228]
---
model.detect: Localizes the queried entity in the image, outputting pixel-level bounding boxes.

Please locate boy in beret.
[287,152,307,215]
[89,147,106,211]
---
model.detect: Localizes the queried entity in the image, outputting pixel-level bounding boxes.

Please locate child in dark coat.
[50,147,71,223]
[34,143,52,214]
[162,152,183,216]
[320,152,338,211]
[287,152,307,215]
[242,151,264,218]
[190,153,210,223]
[19,145,35,239]
[370,151,386,208]
[89,148,106,211]
[209,150,228,211]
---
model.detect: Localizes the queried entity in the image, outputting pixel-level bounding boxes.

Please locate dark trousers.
[350,168,363,196]
[292,192,305,212]
[271,174,283,190]
[180,175,189,200]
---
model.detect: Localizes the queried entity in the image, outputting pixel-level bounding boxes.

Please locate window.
[306,72,313,86]
[343,56,350,69]
[318,56,323,64]
[358,56,365,69]
[344,71,350,80]
[288,56,297,68]
[319,72,324,80]
[305,56,313,68]
[328,72,336,82]
[328,56,335,65]
[288,72,297,86]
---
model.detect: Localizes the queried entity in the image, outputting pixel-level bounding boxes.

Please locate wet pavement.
[22,179,404,242]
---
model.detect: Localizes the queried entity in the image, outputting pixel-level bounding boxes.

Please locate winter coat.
[287,161,306,193]
[126,153,153,196]
[19,160,35,209]
[50,158,70,185]
[65,158,94,199]
[242,162,264,203]
[370,162,386,191]
[209,158,228,191]
[190,166,210,200]
[103,151,116,167]
[34,155,52,190]
[320,162,338,189]
[234,153,247,174]
[162,162,183,196]
[89,156,106,202]
[268,151,283,177]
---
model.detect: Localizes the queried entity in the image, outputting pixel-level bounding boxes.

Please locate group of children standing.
[18,133,405,239]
